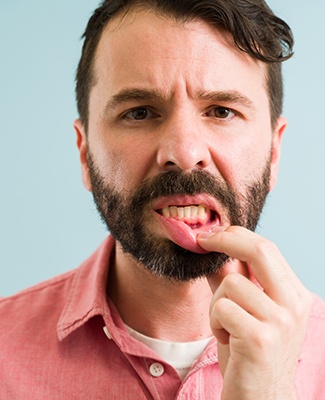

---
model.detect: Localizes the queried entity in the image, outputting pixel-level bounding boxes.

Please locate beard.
[87,152,271,282]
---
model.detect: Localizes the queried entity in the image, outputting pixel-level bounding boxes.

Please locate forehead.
[91,9,268,109]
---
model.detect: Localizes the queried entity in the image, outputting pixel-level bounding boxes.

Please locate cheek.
[211,133,272,188]
[97,149,129,189]
[95,143,155,191]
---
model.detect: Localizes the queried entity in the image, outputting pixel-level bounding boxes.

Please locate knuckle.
[222,272,244,289]
[250,326,274,354]
[252,237,278,258]
[212,297,229,314]
[274,309,292,331]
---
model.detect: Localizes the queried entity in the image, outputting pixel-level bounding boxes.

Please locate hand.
[197,226,312,400]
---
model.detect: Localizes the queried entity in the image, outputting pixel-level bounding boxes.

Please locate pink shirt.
[1,236,324,399]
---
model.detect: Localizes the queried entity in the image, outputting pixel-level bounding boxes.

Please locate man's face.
[75,10,286,280]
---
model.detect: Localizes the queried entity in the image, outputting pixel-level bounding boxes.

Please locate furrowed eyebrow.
[198,90,255,110]
[104,88,168,114]
[103,88,255,116]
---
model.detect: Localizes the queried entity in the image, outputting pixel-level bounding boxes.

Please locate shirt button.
[149,362,164,377]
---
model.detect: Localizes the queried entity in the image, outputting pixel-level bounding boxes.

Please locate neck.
[107,243,214,342]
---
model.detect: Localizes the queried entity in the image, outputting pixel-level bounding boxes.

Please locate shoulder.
[0,269,76,322]
[0,268,80,376]
[0,236,114,340]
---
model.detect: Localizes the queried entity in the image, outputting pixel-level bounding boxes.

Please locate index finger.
[197,226,303,303]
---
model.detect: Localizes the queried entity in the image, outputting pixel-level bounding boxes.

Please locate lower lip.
[154,212,219,254]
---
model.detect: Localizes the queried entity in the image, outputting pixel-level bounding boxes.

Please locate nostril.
[162,160,207,172]
[165,161,176,167]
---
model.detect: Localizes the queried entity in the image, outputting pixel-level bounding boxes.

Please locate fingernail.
[212,226,228,233]
[197,232,214,239]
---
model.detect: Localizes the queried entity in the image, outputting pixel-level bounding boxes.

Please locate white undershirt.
[125,324,213,380]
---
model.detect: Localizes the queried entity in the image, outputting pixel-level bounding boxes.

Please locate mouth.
[152,196,224,254]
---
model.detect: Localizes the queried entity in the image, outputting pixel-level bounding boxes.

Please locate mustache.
[130,169,238,211]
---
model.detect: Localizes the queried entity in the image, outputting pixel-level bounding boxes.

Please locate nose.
[156,111,212,172]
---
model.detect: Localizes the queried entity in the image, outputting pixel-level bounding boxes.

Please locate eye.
[206,106,236,119]
[124,107,154,121]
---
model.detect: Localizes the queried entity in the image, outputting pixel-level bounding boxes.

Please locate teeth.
[170,206,178,217]
[184,206,191,218]
[191,206,198,218]
[198,205,206,218]
[161,204,209,220]
[162,208,170,218]
[178,207,185,218]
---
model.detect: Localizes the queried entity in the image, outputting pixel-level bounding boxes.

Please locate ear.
[74,119,92,192]
[269,116,287,191]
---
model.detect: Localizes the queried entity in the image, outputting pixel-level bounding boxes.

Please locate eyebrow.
[104,88,168,114]
[104,87,255,114]
[198,90,255,110]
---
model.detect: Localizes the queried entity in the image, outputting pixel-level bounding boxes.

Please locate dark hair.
[76,0,294,131]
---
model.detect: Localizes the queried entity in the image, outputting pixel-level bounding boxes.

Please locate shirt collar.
[57,236,115,341]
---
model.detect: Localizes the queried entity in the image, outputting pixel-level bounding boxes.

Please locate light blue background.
[0,1,324,298]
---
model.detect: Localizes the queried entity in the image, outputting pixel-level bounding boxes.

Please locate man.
[1,0,324,399]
